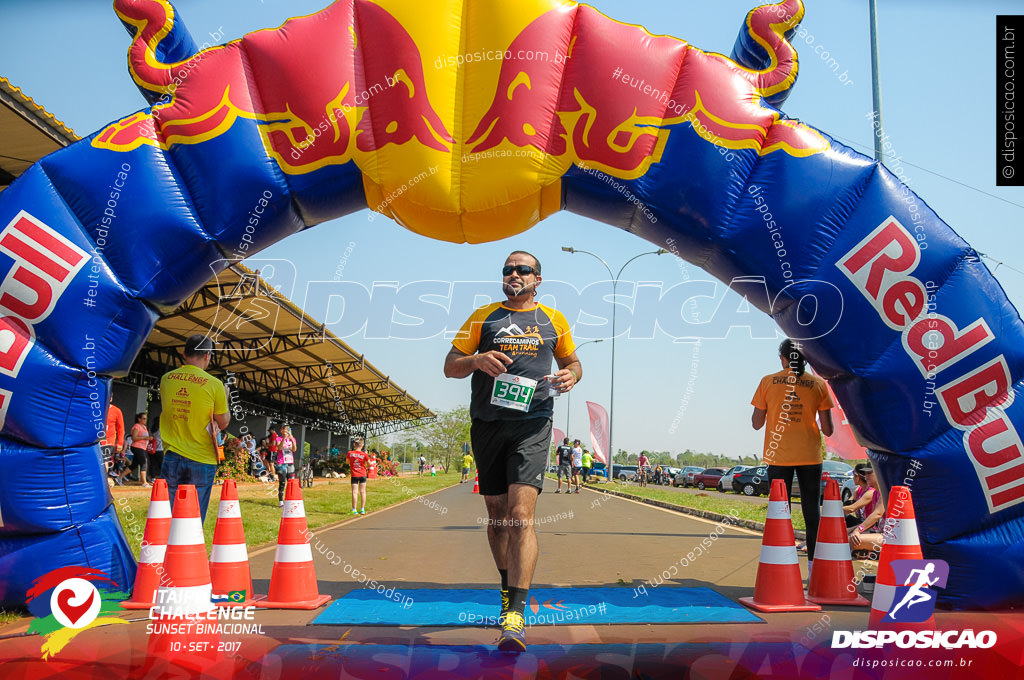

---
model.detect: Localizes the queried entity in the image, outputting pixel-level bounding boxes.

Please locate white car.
[718,465,752,493]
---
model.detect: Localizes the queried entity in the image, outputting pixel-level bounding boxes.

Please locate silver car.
[718,465,752,493]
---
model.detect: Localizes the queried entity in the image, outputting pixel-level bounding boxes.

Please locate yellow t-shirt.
[159,364,228,465]
[751,369,834,466]
[462,454,474,469]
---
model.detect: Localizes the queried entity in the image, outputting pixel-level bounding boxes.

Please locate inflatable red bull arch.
[0,0,1021,609]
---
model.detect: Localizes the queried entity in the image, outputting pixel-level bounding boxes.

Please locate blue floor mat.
[311,587,762,626]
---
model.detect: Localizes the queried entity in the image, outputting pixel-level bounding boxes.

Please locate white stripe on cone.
[147,501,172,519]
[813,541,854,562]
[211,543,249,564]
[274,543,313,563]
[882,518,920,546]
[758,544,799,565]
[766,501,791,520]
[140,543,167,564]
[870,582,897,613]
[217,502,241,519]
[207,540,247,561]
[821,499,844,518]
[167,517,205,545]
[283,501,305,518]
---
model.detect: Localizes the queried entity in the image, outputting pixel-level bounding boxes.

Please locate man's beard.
[503,280,535,297]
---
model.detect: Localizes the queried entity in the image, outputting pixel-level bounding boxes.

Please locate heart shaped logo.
[49,578,101,629]
[56,588,94,625]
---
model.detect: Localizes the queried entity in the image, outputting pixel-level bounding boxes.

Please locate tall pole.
[869,0,886,168]
[563,247,666,476]
[564,338,603,437]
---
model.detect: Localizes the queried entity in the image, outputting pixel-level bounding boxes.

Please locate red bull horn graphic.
[95,1,452,170]
[2,0,1024,616]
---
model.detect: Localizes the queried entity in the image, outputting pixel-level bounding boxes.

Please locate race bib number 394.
[490,374,538,412]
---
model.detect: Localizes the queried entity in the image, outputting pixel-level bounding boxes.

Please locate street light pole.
[562,246,667,476]
[565,338,604,435]
[869,0,886,168]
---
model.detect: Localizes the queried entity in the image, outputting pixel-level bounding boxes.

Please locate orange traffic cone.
[472,473,479,494]
[152,484,215,616]
[870,486,935,630]
[808,477,870,606]
[739,479,821,612]
[210,479,265,606]
[257,478,331,609]
[147,485,219,664]
[121,479,172,609]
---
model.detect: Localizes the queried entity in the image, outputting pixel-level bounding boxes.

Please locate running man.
[889,563,940,619]
[554,438,573,493]
[461,450,474,483]
[444,250,581,653]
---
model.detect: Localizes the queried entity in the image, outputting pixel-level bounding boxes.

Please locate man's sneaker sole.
[497,635,526,653]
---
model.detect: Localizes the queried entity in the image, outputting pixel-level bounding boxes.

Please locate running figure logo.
[883,559,949,623]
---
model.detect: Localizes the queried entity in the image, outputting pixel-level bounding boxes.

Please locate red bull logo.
[467,0,827,180]
[93,0,827,242]
[94,0,451,172]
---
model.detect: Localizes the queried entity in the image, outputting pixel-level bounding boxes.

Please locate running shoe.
[350,508,358,514]
[359,509,366,515]
[497,610,527,653]
[554,489,560,494]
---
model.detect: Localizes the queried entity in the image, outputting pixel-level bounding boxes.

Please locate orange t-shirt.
[751,369,834,466]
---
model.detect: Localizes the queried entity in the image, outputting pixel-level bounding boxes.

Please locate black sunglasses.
[502,264,538,276]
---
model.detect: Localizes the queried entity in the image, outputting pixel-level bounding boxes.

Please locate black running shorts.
[470,417,551,495]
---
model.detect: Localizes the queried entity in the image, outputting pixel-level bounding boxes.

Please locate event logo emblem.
[883,559,949,624]
[26,567,129,659]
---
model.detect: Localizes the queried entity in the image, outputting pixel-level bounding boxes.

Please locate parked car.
[672,466,704,487]
[660,466,681,485]
[692,467,728,490]
[732,461,857,501]
[718,465,752,492]
[612,464,639,481]
[793,460,857,504]
[732,466,770,496]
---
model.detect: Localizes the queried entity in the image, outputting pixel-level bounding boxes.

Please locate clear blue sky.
[2,0,1022,459]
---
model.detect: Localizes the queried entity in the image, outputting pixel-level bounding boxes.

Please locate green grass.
[0,608,26,626]
[565,477,808,532]
[114,473,458,558]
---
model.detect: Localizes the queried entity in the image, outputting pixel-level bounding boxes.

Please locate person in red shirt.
[347,436,369,515]
[101,404,125,476]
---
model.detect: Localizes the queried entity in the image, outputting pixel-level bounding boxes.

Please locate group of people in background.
[102,404,163,488]
[554,437,592,494]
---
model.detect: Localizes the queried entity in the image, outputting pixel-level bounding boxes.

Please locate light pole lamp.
[562,246,668,475]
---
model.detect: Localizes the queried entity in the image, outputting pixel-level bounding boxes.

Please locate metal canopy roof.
[130,264,434,436]
[0,77,432,437]
[0,76,78,190]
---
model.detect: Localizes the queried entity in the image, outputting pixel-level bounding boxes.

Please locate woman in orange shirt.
[751,339,834,576]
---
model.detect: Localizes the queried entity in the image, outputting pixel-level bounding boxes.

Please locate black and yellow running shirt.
[453,302,576,421]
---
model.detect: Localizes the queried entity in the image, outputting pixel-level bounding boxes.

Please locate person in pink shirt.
[274,425,298,507]
[637,452,650,488]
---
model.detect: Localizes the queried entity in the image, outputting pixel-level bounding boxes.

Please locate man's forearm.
[444,353,478,379]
